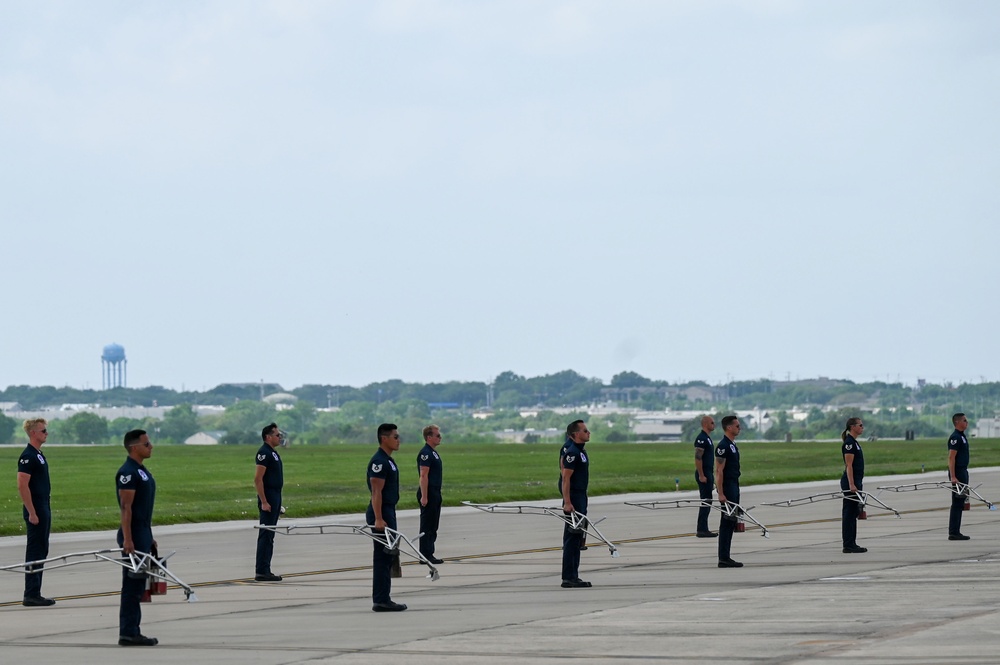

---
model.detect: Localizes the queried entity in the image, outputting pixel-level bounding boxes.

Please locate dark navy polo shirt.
[715,436,741,484]
[948,429,970,468]
[17,444,50,501]
[562,441,590,495]
[557,437,573,492]
[367,447,399,507]
[255,443,283,491]
[841,435,865,487]
[694,431,714,482]
[116,457,156,550]
[416,443,443,488]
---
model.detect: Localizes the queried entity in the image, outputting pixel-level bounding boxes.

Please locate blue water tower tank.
[101,343,127,389]
[102,343,126,363]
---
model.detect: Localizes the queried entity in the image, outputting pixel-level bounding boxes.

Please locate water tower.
[102,343,127,390]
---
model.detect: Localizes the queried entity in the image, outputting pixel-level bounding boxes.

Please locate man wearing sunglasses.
[17,418,54,607]
[367,423,406,611]
[416,424,444,565]
[715,415,744,568]
[254,422,284,581]
[116,429,158,646]
[560,420,592,588]
[947,413,972,541]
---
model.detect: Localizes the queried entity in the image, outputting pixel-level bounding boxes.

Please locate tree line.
[2,371,995,445]
[4,372,999,412]
[0,400,970,448]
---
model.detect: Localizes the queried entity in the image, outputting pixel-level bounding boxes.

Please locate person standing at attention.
[694,415,717,538]
[254,422,284,581]
[560,419,592,588]
[417,424,444,565]
[17,418,54,607]
[715,416,744,568]
[841,417,868,553]
[367,423,406,612]
[948,413,972,541]
[116,429,158,646]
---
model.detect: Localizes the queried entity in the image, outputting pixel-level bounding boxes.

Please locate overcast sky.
[2,1,998,392]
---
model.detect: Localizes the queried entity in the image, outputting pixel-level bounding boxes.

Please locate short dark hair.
[721,415,739,430]
[566,420,586,437]
[262,422,278,441]
[952,412,966,426]
[377,423,398,443]
[123,429,146,450]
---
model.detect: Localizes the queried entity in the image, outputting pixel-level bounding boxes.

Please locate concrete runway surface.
[2,468,999,664]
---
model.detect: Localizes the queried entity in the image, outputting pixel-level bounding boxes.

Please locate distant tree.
[605,429,630,442]
[160,403,200,442]
[637,392,664,411]
[523,370,596,405]
[376,398,430,423]
[217,400,278,435]
[490,372,528,405]
[205,383,282,404]
[278,400,319,435]
[63,412,109,444]
[293,384,363,408]
[494,390,523,409]
[563,377,605,405]
[338,401,377,425]
[0,413,16,444]
[494,371,526,388]
[764,411,791,441]
[611,371,652,388]
[108,417,145,441]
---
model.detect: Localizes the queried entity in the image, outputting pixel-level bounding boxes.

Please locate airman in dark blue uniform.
[840,417,867,553]
[715,416,743,568]
[367,423,406,611]
[116,429,158,646]
[17,418,54,606]
[560,420,592,588]
[254,422,284,581]
[417,424,444,564]
[948,413,972,541]
[693,415,717,537]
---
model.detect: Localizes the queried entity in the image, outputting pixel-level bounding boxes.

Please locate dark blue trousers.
[119,568,146,637]
[256,491,281,575]
[417,487,442,558]
[561,492,587,581]
[718,485,739,561]
[695,473,714,533]
[23,500,51,598]
[366,505,397,604]
[840,478,863,548]
[842,497,860,547]
[118,532,152,638]
[949,468,969,536]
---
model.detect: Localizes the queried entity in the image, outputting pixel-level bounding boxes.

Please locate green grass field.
[3,438,997,537]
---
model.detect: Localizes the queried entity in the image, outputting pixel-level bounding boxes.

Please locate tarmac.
[2,467,999,664]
